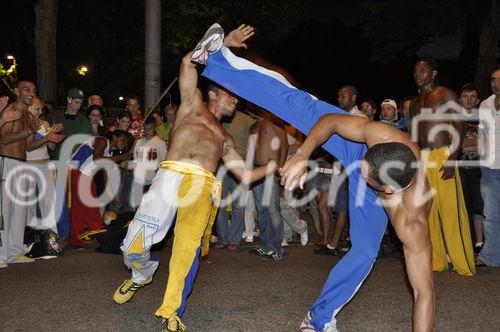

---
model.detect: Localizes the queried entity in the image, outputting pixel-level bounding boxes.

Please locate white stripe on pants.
[0,157,28,262]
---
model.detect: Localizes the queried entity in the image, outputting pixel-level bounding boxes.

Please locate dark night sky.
[0,1,480,108]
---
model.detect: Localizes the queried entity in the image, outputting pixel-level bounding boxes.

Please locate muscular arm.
[391,214,435,332]
[281,114,417,189]
[298,114,419,162]
[179,51,199,107]
[175,52,204,125]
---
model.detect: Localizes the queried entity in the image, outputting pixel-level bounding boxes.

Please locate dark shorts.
[460,167,484,219]
[314,172,332,192]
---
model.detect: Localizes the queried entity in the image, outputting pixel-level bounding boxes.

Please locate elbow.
[235,170,252,186]
[182,52,194,65]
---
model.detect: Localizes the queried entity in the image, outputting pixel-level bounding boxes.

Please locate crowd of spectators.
[0,59,498,272]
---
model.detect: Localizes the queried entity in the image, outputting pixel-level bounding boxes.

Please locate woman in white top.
[26,97,65,232]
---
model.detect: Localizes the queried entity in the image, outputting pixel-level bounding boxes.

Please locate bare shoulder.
[426,86,457,108]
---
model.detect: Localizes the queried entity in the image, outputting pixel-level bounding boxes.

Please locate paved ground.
[1,239,499,332]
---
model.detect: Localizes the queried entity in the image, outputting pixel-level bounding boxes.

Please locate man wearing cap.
[46,87,92,143]
[380,99,407,130]
[46,88,94,241]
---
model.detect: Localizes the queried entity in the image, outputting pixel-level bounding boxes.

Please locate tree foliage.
[57,0,303,105]
[361,0,481,63]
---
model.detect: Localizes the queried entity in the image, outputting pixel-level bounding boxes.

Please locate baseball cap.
[380,99,397,110]
[67,87,85,99]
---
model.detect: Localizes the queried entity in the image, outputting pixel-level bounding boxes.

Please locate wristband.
[34,133,43,140]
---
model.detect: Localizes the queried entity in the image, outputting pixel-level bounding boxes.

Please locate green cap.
[67,87,84,99]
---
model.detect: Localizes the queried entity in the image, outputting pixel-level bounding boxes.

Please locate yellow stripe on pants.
[422,146,475,276]
[155,161,221,319]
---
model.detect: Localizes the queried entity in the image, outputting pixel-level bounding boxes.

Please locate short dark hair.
[144,116,157,126]
[110,129,128,139]
[362,99,376,110]
[150,110,164,119]
[459,83,478,96]
[87,104,104,117]
[125,94,140,103]
[490,64,500,76]
[416,58,438,71]
[364,142,416,189]
[118,111,132,120]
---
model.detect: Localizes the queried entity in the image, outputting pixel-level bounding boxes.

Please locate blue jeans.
[215,174,245,244]
[479,168,500,266]
[252,176,283,256]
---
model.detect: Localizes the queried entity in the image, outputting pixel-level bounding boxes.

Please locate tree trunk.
[144,0,161,110]
[35,0,58,104]
[475,0,500,98]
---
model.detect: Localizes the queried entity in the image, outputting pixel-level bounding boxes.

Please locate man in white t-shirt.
[131,117,167,204]
[478,65,500,267]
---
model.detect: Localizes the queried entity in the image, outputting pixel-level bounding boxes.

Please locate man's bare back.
[281,115,435,331]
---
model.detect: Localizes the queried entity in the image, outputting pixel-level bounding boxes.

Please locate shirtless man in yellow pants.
[410,59,475,276]
[113,25,275,332]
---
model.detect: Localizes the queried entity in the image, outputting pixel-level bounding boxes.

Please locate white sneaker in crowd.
[0,258,7,268]
[281,239,289,247]
[245,235,254,243]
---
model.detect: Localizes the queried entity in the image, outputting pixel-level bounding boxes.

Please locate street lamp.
[76,65,88,76]
[1,54,17,92]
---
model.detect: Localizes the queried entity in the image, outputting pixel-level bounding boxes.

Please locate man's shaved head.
[14,80,36,107]
[338,85,358,111]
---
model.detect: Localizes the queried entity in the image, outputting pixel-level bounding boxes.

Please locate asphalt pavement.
[1,239,499,332]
